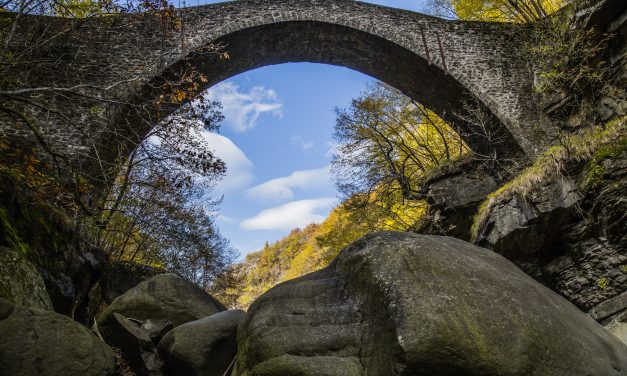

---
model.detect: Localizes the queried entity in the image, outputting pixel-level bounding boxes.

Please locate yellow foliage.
[53,0,104,18]
[218,193,430,310]
[451,0,565,22]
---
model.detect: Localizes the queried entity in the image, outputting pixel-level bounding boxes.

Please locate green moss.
[470,116,626,242]
[0,207,29,256]
[583,136,627,190]
[597,277,609,290]
[0,245,53,310]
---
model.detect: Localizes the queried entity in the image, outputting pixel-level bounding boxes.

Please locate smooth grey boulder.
[236,232,627,376]
[0,246,53,310]
[97,273,226,334]
[0,298,115,376]
[158,310,245,376]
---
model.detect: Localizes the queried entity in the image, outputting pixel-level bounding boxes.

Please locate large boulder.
[98,273,225,334]
[236,232,627,375]
[0,246,53,310]
[0,298,116,376]
[158,310,245,376]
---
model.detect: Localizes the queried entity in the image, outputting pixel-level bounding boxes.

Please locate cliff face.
[475,140,626,321]
[0,189,106,323]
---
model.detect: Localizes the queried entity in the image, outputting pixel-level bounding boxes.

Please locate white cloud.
[245,167,331,201]
[290,135,314,150]
[201,131,254,194]
[240,197,337,231]
[206,82,282,132]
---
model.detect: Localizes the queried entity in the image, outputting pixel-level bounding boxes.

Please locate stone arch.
[130,19,525,162]
[2,0,555,187]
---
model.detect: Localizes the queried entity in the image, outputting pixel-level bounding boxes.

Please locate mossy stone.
[0,246,53,310]
[0,298,116,376]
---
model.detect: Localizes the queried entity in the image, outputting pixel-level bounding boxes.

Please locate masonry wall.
[0,0,554,185]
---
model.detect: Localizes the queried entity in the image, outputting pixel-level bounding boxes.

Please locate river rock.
[0,298,115,376]
[98,273,226,333]
[158,310,245,376]
[236,232,627,375]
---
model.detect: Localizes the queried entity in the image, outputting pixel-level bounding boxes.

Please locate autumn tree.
[0,0,235,288]
[426,0,565,22]
[91,96,236,288]
[330,82,468,231]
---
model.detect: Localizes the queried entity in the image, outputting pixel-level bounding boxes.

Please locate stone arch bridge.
[1,0,554,186]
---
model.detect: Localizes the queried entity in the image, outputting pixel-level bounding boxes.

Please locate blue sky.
[196,0,426,257]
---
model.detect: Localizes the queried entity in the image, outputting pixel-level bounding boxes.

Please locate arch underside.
[135,20,525,160]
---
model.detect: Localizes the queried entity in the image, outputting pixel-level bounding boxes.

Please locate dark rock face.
[236,232,627,375]
[0,298,116,376]
[101,261,167,304]
[100,313,167,376]
[475,149,627,324]
[0,197,106,322]
[477,176,582,258]
[98,273,226,333]
[0,246,53,310]
[158,310,245,376]
[419,168,498,240]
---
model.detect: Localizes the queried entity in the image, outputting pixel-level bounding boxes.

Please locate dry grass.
[470,115,626,242]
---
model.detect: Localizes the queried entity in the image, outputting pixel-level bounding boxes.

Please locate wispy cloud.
[290,135,314,150]
[201,131,254,194]
[206,82,282,132]
[240,197,337,231]
[216,214,235,224]
[245,167,331,201]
